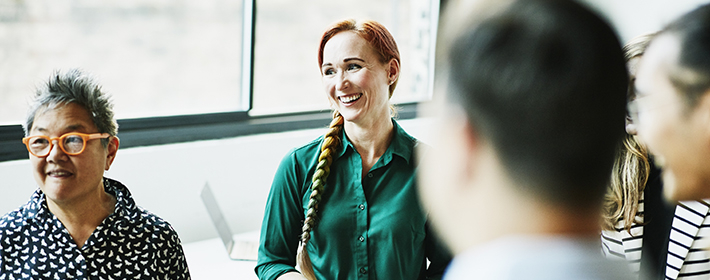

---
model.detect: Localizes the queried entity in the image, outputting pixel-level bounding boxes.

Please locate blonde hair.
[602,134,650,232]
[296,111,343,279]
[601,33,655,233]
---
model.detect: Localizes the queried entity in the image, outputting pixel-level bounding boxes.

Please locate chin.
[663,169,710,202]
[338,110,363,123]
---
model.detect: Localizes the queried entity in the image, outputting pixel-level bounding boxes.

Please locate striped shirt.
[602,197,710,280]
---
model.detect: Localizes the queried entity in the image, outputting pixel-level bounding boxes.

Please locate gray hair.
[23,69,118,146]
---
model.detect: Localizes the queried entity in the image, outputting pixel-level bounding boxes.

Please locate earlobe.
[461,117,482,169]
[105,136,120,171]
[625,120,638,136]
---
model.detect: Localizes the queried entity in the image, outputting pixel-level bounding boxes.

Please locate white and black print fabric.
[0,178,191,280]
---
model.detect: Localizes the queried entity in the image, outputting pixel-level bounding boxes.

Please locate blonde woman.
[601,33,710,280]
[255,19,450,280]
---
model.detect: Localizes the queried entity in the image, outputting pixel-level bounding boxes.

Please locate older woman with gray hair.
[0,69,191,279]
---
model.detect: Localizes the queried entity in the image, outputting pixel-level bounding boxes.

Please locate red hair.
[318,19,401,96]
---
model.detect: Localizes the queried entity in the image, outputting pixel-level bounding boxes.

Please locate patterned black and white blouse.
[0,178,191,280]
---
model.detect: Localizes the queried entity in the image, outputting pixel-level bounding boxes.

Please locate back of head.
[444,0,628,209]
[662,3,710,108]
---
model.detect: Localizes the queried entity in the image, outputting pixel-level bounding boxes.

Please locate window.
[0,0,439,162]
[0,0,245,124]
[251,0,439,115]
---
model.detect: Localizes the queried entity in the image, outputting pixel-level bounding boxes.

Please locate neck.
[47,181,116,248]
[450,148,602,254]
[344,115,395,174]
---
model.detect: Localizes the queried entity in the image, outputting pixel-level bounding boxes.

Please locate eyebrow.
[321,57,366,68]
[344,57,365,63]
[34,124,88,133]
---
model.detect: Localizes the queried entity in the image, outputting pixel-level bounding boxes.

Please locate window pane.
[0,0,244,125]
[251,0,438,115]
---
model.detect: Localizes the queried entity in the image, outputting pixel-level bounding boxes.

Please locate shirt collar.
[336,118,417,165]
[104,177,140,221]
[23,177,139,225]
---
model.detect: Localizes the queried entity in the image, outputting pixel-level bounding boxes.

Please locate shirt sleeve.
[424,221,452,280]
[255,150,306,280]
[169,235,192,280]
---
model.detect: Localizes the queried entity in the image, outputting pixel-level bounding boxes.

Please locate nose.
[45,139,68,162]
[335,72,350,92]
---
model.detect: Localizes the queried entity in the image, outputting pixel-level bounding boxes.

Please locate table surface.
[183,231,260,280]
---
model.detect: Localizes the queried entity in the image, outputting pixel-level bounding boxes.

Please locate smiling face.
[635,34,710,201]
[28,102,118,207]
[321,31,398,125]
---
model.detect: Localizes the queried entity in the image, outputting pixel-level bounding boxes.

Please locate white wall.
[581,0,709,42]
[0,118,433,244]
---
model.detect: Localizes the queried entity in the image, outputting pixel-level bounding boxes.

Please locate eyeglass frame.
[22,132,111,157]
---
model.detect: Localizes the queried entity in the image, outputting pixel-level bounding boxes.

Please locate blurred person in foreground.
[601,33,710,280]
[418,0,634,278]
[255,19,450,280]
[0,69,191,279]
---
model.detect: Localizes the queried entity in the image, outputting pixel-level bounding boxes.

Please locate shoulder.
[277,135,324,169]
[290,135,324,159]
[391,119,424,164]
[0,207,26,233]
[0,194,38,233]
[392,119,418,144]
[134,207,183,246]
[0,202,35,252]
[107,178,183,246]
[136,207,179,233]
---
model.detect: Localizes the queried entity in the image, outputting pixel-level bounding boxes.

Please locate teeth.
[49,171,70,176]
[340,94,362,103]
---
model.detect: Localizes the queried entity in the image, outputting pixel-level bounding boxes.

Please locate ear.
[386,58,400,84]
[460,116,484,182]
[445,107,484,185]
[625,116,638,135]
[105,136,120,171]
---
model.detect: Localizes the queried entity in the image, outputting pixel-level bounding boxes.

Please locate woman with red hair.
[255,19,450,280]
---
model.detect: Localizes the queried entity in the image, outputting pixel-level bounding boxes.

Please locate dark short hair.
[662,3,710,108]
[444,0,628,208]
[24,69,118,146]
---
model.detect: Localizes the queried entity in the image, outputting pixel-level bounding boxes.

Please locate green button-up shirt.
[256,119,450,280]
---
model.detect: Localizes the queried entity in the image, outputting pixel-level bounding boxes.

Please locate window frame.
[0,0,436,162]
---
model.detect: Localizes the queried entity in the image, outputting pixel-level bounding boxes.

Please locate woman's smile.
[339,93,363,104]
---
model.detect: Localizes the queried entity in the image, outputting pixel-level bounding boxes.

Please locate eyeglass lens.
[28,135,85,156]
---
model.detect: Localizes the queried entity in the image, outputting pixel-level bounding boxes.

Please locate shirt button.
[359,204,365,210]
[359,236,365,242]
[367,173,373,178]
[360,267,368,274]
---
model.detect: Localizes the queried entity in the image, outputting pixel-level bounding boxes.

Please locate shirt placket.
[352,154,370,280]
[49,215,87,279]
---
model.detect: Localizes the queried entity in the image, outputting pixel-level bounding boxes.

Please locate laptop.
[200,182,259,261]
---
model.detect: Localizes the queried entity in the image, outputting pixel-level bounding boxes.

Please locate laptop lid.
[200,182,259,261]
[200,182,235,255]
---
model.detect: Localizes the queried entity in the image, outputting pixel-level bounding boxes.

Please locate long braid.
[297,111,344,280]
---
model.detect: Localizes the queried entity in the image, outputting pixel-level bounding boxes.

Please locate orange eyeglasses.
[22,132,111,157]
